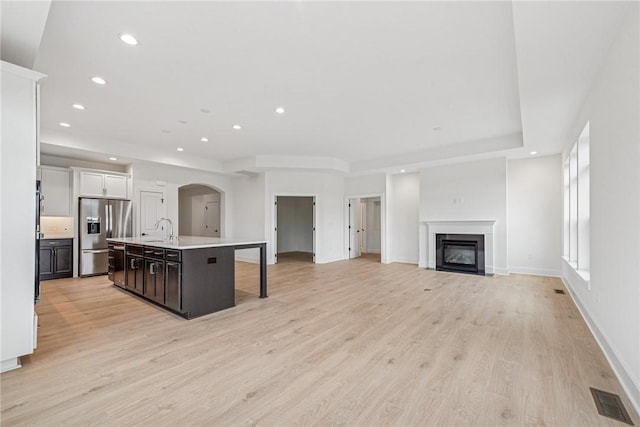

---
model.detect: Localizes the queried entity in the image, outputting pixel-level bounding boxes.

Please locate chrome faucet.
[153,217,174,241]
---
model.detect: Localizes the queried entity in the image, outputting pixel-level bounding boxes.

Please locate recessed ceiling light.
[178,120,188,125]
[119,33,139,46]
[177,147,184,152]
[275,107,285,114]
[72,104,86,110]
[201,137,208,142]
[433,126,442,131]
[59,122,71,127]
[200,108,211,114]
[400,169,406,173]
[161,129,171,134]
[91,76,107,85]
[109,157,117,161]
[530,151,537,155]
[233,124,242,130]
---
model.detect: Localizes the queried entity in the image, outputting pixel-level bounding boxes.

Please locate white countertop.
[106,236,266,250]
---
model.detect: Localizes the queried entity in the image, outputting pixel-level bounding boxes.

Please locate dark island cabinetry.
[110,237,267,319]
[122,244,234,318]
[40,238,73,280]
[125,245,144,295]
[165,250,182,312]
[143,247,165,304]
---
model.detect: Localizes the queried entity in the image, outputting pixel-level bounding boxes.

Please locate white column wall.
[507,155,562,276]
[388,173,420,264]
[230,173,266,263]
[1,62,44,371]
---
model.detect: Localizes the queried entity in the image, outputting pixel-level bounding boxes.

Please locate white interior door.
[359,201,366,253]
[312,197,316,263]
[140,191,165,238]
[349,198,361,259]
[371,200,382,252]
[204,200,220,237]
[273,198,278,264]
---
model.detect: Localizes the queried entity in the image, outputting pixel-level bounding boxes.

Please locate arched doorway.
[178,184,222,237]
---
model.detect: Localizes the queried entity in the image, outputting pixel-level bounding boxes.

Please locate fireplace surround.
[436,233,485,275]
[420,220,497,274]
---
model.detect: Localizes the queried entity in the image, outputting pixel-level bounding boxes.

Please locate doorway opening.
[274,196,316,264]
[348,196,382,262]
[178,184,222,237]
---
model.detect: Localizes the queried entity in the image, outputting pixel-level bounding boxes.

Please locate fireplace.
[436,233,485,275]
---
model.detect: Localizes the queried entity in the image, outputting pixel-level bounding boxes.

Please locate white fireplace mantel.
[419,220,497,274]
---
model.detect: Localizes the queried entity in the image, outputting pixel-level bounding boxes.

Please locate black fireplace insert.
[436,233,485,275]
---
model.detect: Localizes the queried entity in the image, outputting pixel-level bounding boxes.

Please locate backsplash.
[41,216,74,238]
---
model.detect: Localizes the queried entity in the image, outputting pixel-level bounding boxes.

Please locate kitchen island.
[107,236,267,319]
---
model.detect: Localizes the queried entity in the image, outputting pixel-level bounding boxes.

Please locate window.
[564,122,590,273]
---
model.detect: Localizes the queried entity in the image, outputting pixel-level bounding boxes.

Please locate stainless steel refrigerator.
[79,198,132,276]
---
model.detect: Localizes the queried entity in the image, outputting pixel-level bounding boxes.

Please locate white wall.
[277,196,313,253]
[507,155,562,276]
[266,171,344,264]
[561,11,640,413]
[1,62,44,371]
[345,173,386,195]
[229,173,266,262]
[420,157,508,273]
[389,173,419,263]
[131,162,232,239]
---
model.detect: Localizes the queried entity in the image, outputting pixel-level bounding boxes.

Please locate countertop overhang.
[107,236,267,250]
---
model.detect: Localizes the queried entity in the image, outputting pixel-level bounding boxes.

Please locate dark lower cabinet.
[165,261,182,312]
[181,246,234,318]
[144,258,165,304]
[40,239,73,280]
[126,254,144,295]
[116,243,233,319]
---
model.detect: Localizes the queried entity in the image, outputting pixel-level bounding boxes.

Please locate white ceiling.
[2,1,635,174]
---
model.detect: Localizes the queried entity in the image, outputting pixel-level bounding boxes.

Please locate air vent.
[590,387,634,425]
[554,289,566,295]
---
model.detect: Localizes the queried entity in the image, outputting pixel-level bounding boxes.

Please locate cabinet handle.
[150,263,156,275]
[130,259,136,269]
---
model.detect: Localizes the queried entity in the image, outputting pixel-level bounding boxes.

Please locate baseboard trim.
[561,276,640,416]
[493,267,509,276]
[509,266,561,277]
[1,357,21,373]
[389,258,418,265]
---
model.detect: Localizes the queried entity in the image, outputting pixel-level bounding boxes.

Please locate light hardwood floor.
[1,258,638,426]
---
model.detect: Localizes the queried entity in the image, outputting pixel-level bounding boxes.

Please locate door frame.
[272,193,318,264]
[344,192,386,263]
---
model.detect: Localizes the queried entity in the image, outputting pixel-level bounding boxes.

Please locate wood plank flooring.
[1,257,637,426]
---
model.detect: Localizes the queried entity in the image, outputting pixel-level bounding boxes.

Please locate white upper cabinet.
[79,170,129,199]
[40,166,71,216]
[104,174,127,199]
